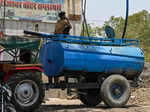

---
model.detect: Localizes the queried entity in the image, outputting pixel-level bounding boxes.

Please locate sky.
[86,0,150,26]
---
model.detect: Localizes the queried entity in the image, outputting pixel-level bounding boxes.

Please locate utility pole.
[2,0,6,37]
[82,0,90,37]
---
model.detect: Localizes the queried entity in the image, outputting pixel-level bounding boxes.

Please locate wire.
[2,0,6,37]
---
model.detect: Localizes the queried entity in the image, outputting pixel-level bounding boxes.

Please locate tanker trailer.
[24,30,144,108]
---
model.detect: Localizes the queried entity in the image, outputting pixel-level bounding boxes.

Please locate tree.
[105,10,150,60]
[81,10,150,61]
[81,24,103,37]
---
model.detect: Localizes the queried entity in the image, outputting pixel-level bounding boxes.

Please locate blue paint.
[105,26,115,38]
[110,84,123,99]
[39,34,144,77]
[40,41,64,75]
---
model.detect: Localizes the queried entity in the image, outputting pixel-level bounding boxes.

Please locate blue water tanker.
[40,34,144,79]
[24,30,144,108]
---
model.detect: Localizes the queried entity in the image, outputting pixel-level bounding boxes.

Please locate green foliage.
[81,10,150,61]
[105,10,150,61]
[81,24,102,37]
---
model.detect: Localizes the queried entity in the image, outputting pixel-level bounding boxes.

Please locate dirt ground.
[38,63,150,112]
[38,83,150,112]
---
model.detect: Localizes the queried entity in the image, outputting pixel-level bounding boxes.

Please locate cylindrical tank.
[40,40,144,79]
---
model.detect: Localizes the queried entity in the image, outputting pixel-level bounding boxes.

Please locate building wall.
[0,0,83,60]
[0,0,83,36]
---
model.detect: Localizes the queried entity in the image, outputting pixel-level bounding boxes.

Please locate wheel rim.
[110,84,123,99]
[14,80,39,107]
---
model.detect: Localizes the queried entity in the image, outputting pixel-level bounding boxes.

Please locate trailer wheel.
[78,78,101,106]
[7,72,45,112]
[79,89,101,106]
[101,75,130,108]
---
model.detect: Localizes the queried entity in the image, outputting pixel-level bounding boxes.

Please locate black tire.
[6,104,16,112]
[0,106,16,112]
[101,75,130,108]
[7,72,45,112]
[78,77,101,106]
[79,89,101,106]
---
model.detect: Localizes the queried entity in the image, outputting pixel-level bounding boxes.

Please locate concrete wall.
[0,0,83,36]
[0,0,83,60]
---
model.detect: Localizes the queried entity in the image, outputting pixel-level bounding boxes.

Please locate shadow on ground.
[39,104,139,112]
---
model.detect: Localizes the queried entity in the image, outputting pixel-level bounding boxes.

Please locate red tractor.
[0,36,45,112]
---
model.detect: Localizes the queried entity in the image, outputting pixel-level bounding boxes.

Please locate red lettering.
[15,2,19,8]
[3,1,63,11]
[49,4,52,10]
[19,2,22,8]
[0,0,3,5]
[23,2,35,9]
[45,4,49,10]
[57,4,62,10]
[38,4,42,10]
[33,3,36,9]
[51,4,54,10]
[53,5,56,10]
[6,1,22,8]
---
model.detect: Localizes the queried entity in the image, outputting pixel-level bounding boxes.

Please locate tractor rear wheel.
[7,72,45,112]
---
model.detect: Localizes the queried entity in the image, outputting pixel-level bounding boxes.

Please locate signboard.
[0,0,64,22]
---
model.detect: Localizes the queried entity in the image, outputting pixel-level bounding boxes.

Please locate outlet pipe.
[122,0,129,38]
